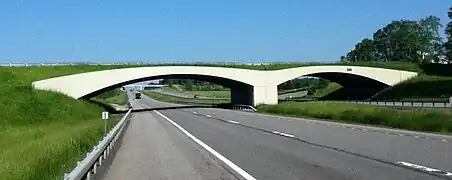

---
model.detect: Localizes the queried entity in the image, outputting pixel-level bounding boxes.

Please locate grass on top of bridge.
[1,61,421,75]
[257,101,452,134]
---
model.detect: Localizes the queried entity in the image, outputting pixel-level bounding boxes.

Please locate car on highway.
[193,95,199,99]
[135,92,141,99]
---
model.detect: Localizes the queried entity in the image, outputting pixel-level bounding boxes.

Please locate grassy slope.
[310,82,343,97]
[257,101,452,133]
[161,86,230,98]
[371,75,452,100]
[0,66,124,180]
[92,89,128,105]
[142,90,229,105]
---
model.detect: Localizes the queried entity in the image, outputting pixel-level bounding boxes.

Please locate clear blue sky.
[0,0,450,63]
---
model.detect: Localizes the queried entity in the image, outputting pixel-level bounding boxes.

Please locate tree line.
[342,6,452,64]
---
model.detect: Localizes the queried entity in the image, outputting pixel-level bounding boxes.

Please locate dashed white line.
[279,133,295,138]
[192,112,198,114]
[154,110,257,180]
[397,161,452,177]
[414,136,420,138]
[398,134,405,136]
[271,131,295,138]
[205,114,212,118]
[442,139,448,142]
[228,120,240,124]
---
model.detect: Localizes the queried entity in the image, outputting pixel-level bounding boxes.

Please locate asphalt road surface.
[101,92,452,180]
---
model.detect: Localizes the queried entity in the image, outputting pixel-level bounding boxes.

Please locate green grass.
[94,89,128,105]
[371,75,452,100]
[257,101,452,133]
[161,86,230,98]
[0,114,121,180]
[0,66,126,180]
[310,82,343,97]
[142,90,230,105]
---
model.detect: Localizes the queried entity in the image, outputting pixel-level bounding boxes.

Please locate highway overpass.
[31,66,417,106]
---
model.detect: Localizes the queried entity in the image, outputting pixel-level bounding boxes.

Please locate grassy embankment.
[160,86,230,98]
[0,66,129,180]
[142,90,229,105]
[91,88,128,105]
[256,101,452,134]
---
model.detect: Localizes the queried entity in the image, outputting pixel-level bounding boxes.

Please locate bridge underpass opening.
[277,72,390,101]
[81,74,255,107]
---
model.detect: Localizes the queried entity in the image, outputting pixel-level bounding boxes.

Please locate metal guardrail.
[63,108,132,180]
[285,99,452,108]
[232,104,257,112]
[352,100,452,108]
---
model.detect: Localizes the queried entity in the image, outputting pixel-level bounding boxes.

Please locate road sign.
[102,112,109,120]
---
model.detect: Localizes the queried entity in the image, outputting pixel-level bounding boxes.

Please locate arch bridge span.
[31,66,418,106]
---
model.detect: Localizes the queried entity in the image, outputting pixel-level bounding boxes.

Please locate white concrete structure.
[31,66,418,106]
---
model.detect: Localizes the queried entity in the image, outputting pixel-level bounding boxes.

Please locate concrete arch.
[270,66,418,87]
[32,65,418,106]
[31,66,269,105]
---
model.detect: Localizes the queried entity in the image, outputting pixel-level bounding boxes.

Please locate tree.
[445,6,452,62]
[419,15,443,63]
[342,16,443,64]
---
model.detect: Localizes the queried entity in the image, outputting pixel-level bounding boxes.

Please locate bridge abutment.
[230,84,278,106]
[253,85,278,106]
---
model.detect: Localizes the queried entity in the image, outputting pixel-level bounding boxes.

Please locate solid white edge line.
[228,120,240,124]
[153,110,257,180]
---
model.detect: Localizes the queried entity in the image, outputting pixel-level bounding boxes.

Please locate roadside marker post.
[102,112,109,136]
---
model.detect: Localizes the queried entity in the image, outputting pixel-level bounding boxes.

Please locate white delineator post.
[102,111,109,136]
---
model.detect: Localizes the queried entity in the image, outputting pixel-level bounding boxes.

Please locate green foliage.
[257,102,452,133]
[344,15,445,64]
[445,6,452,61]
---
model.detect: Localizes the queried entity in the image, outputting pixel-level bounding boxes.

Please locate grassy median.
[257,101,452,133]
[142,90,229,105]
[0,67,124,180]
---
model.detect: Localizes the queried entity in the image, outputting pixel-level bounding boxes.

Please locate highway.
[101,92,452,180]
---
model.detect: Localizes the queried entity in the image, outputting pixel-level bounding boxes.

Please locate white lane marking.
[398,133,404,136]
[205,114,212,118]
[442,139,448,142]
[414,136,420,138]
[279,133,295,138]
[361,128,367,131]
[271,131,295,138]
[192,112,198,114]
[154,110,257,180]
[397,161,452,176]
[228,120,240,124]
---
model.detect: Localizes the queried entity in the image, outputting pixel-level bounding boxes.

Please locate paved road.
[102,92,452,179]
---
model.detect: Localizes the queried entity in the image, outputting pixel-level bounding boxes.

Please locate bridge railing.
[63,108,132,180]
